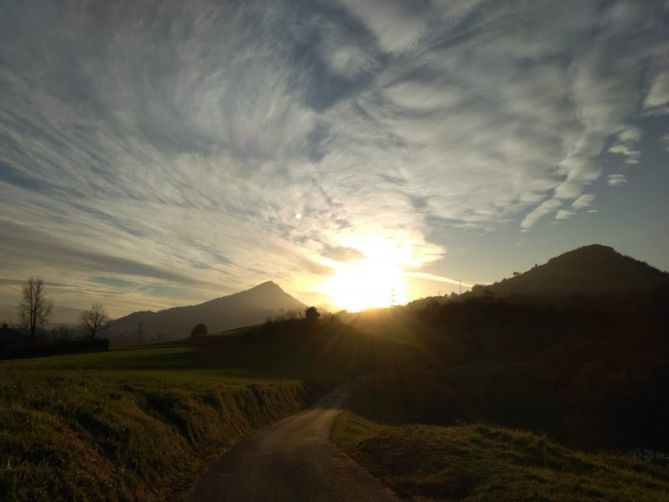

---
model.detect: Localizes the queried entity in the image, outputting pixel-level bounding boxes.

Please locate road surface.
[190,381,399,501]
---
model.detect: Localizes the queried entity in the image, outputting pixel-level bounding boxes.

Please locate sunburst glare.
[322,236,417,311]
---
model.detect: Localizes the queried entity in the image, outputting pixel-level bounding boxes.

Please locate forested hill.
[482,244,669,298]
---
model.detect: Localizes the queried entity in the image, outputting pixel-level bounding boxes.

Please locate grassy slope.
[0,370,309,501]
[0,320,406,501]
[333,412,669,501]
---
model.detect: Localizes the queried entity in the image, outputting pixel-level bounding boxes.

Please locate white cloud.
[645,71,669,109]
[383,81,465,111]
[334,1,665,231]
[338,0,427,52]
[607,174,628,186]
[406,272,474,288]
[607,126,643,164]
[509,2,666,229]
[608,143,641,164]
[555,209,574,220]
[617,126,643,143]
[522,200,562,229]
[572,194,596,210]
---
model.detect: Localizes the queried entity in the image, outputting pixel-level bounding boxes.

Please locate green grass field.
[0,320,405,501]
[333,412,669,501]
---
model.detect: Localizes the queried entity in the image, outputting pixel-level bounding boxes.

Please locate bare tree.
[80,303,110,338]
[17,278,54,336]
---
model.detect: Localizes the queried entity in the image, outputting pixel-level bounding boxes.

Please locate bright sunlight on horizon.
[321,235,417,311]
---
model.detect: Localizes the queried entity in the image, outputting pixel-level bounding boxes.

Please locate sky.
[1,0,668,316]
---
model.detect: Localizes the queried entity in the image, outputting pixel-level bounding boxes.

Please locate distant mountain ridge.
[110,281,305,340]
[483,244,669,297]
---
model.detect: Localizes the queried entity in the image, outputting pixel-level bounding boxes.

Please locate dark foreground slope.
[330,367,669,501]
[333,412,669,502]
[110,281,305,342]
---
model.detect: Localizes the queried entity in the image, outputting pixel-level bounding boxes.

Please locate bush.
[305,307,320,322]
[190,323,208,338]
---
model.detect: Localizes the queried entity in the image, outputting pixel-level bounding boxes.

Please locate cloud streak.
[406,272,474,289]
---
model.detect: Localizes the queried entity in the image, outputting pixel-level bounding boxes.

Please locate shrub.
[190,323,208,338]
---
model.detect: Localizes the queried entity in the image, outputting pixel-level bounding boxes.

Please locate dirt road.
[190,382,398,501]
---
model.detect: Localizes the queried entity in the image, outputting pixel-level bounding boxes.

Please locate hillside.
[110,281,305,341]
[482,244,669,298]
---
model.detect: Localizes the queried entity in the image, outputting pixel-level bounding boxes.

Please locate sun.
[322,236,413,311]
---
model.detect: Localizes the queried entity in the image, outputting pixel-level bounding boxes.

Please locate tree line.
[7,277,111,339]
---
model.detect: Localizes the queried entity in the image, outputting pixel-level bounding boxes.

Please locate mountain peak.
[207,280,301,306]
[574,243,615,252]
[253,280,279,289]
[240,281,296,299]
[556,243,616,257]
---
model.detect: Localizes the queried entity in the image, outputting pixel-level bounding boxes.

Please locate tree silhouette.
[305,306,320,322]
[190,323,208,337]
[17,278,53,336]
[80,303,110,338]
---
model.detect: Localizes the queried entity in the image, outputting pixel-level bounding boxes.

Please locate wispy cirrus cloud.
[607,174,628,187]
[1,0,668,312]
[644,71,669,110]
